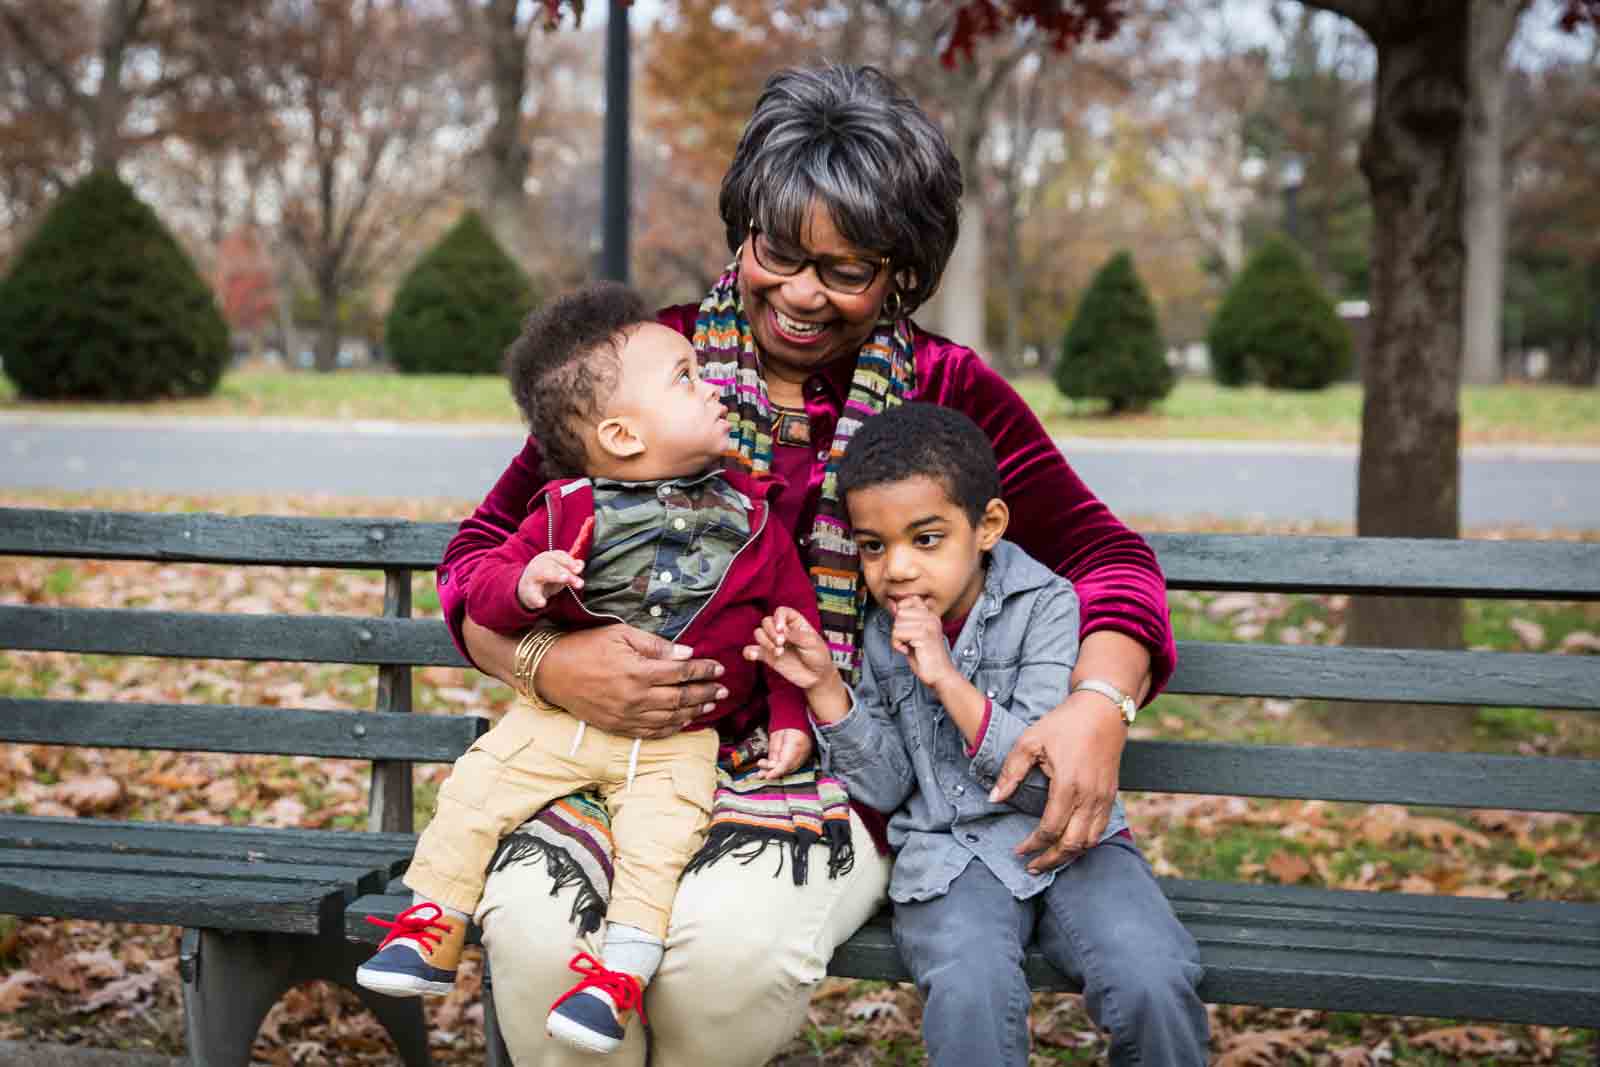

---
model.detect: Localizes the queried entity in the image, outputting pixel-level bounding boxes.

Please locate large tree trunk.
[1461,0,1524,385]
[1341,6,1475,744]
[88,0,140,172]
[314,275,341,373]
[931,187,987,354]
[476,0,535,270]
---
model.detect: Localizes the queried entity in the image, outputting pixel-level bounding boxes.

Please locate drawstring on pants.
[565,720,642,792]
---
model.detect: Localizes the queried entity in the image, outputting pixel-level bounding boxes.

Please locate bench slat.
[9,606,1597,711]
[0,869,349,935]
[347,893,483,947]
[1169,641,1600,709]
[0,508,453,569]
[1147,533,1600,599]
[0,816,418,874]
[1160,876,1600,927]
[0,848,390,898]
[0,606,465,667]
[1122,739,1600,812]
[6,510,1597,600]
[828,882,1600,1027]
[0,697,483,761]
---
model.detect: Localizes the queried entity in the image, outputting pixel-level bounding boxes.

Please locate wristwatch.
[1072,679,1138,726]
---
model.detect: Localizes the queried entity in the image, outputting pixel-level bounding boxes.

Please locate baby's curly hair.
[503,281,651,477]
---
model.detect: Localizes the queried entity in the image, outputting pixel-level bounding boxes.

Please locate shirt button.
[953,784,965,796]
[649,605,663,618]
[659,571,673,583]
[673,518,687,531]
[985,689,996,698]
[962,648,974,658]
[965,833,980,844]
[657,486,671,498]
[815,449,829,462]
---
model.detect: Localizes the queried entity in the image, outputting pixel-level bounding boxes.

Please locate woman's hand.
[990,693,1126,873]
[987,630,1150,874]
[534,622,728,740]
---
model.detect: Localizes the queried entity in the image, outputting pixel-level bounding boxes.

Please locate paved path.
[4,414,1598,528]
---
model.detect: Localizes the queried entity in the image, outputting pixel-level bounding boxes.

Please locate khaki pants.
[405,700,719,939]
[474,807,890,1066]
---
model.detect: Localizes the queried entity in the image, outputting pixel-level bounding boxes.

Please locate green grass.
[4,369,1597,445]
[1012,377,1600,444]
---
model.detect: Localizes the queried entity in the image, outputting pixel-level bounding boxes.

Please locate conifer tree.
[0,171,229,401]
[1053,250,1174,412]
[1208,236,1352,390]
[386,212,535,375]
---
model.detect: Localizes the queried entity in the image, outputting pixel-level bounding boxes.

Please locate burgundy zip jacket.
[462,467,819,744]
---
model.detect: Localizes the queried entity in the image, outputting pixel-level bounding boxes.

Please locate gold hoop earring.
[884,289,904,320]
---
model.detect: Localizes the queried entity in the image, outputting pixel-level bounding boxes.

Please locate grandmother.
[437,63,1193,1065]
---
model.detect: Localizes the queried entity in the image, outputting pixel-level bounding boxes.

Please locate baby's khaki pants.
[405,699,718,940]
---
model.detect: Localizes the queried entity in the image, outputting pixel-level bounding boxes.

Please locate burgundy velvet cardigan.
[437,304,1176,702]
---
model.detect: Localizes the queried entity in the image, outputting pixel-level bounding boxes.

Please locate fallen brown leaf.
[1265,851,1312,885]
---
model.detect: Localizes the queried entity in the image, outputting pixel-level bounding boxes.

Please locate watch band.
[1072,678,1138,726]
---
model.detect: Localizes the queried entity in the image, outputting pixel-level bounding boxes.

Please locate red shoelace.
[549,951,648,1026]
[366,901,451,953]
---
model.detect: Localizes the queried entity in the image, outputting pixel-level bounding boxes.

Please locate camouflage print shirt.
[582,469,754,642]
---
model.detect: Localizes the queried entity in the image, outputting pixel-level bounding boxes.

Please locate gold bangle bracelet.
[512,627,564,709]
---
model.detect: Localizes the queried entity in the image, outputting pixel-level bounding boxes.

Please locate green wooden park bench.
[1,507,1596,1065]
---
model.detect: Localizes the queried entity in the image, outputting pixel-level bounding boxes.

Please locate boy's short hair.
[503,281,651,477]
[837,403,1001,523]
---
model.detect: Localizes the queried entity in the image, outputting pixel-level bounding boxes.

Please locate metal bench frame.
[2,508,1597,1065]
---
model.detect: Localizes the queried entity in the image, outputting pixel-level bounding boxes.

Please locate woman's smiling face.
[739,199,895,384]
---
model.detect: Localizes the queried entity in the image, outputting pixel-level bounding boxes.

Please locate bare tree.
[268,0,473,372]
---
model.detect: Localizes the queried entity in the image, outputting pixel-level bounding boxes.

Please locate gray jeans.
[891,834,1208,1066]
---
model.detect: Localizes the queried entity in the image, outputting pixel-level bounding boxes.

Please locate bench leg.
[482,955,513,1067]
[180,928,433,1067]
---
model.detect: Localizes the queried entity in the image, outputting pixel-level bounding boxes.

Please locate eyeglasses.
[748,226,889,296]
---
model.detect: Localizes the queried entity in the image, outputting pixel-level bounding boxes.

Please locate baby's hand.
[890,596,958,688]
[516,517,593,611]
[744,607,840,692]
[758,727,814,780]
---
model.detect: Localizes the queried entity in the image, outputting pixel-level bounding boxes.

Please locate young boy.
[745,404,1208,1066]
[357,282,822,1055]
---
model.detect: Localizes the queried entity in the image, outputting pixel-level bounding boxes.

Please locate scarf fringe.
[682,820,855,886]
[487,832,608,937]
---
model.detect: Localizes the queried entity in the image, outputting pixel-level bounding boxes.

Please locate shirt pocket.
[971,658,1022,712]
[883,668,922,749]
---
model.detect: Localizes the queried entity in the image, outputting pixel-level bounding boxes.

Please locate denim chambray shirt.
[814,539,1129,904]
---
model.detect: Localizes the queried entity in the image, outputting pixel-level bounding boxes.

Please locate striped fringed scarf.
[695,261,916,682]
[486,264,912,921]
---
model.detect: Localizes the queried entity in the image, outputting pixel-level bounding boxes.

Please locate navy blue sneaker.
[546,952,647,1054]
[356,902,466,998]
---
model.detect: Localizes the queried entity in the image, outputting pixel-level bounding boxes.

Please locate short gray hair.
[718,64,962,315]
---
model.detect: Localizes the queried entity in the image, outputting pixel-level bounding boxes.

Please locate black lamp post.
[601,0,630,284]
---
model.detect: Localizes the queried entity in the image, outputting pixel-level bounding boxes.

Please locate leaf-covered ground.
[2,490,1596,1065]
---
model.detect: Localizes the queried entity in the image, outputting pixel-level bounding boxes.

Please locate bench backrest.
[0,508,482,834]
[3,509,1597,823]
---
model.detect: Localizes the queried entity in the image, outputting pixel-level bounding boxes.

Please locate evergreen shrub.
[1053,250,1174,412]
[386,211,534,374]
[0,170,229,401]
[1208,236,1352,389]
